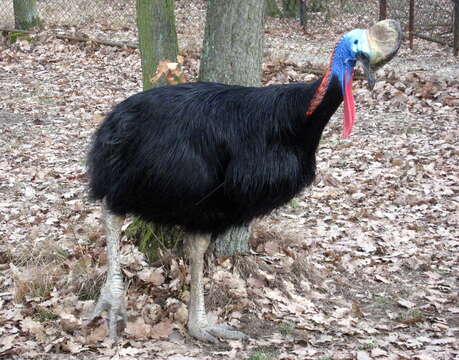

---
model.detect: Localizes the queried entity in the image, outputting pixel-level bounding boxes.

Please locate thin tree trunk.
[300,0,307,30]
[379,0,387,21]
[454,0,459,56]
[409,0,415,49]
[13,0,40,30]
[199,0,265,256]
[130,0,180,262]
[136,0,178,90]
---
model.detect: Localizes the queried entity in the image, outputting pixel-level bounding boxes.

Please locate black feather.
[87,78,343,235]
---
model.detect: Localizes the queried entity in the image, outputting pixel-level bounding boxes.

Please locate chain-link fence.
[0,0,136,28]
[387,0,455,47]
[304,0,455,45]
[0,0,456,49]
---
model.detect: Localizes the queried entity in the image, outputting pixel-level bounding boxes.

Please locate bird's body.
[86,20,402,342]
[88,80,342,234]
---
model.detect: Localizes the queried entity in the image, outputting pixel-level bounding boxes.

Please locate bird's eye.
[354,40,358,44]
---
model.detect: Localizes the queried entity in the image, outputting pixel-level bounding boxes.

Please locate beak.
[357,51,375,90]
[358,19,402,90]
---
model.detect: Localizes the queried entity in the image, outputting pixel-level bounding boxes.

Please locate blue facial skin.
[330,29,371,94]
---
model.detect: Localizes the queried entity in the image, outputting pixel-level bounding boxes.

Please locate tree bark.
[379,0,387,21]
[199,0,265,256]
[199,0,264,86]
[409,0,415,49]
[136,0,178,90]
[13,0,40,30]
[130,0,179,262]
[300,0,307,30]
[454,0,459,56]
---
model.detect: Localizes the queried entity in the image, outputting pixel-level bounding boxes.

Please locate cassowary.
[87,20,402,342]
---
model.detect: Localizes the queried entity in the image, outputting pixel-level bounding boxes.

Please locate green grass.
[288,199,300,208]
[248,350,275,360]
[373,295,393,306]
[405,127,420,135]
[34,308,59,323]
[126,217,184,263]
[359,341,376,350]
[398,308,424,323]
[8,32,34,43]
[277,321,295,336]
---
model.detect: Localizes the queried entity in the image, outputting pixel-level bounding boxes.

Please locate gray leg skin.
[187,233,248,343]
[88,201,127,340]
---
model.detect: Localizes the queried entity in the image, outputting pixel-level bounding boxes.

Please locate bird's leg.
[88,200,127,340]
[187,233,247,343]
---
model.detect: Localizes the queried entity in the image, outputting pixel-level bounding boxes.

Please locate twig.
[414,33,453,47]
[301,66,366,80]
[55,34,138,49]
[0,28,138,49]
[0,28,31,34]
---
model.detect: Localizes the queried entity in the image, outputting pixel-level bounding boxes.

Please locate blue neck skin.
[330,37,358,96]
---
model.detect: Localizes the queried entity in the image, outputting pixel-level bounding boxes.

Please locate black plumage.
[87,79,342,235]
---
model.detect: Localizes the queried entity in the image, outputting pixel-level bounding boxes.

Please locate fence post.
[409,0,415,49]
[379,0,387,21]
[454,0,459,56]
[300,0,307,32]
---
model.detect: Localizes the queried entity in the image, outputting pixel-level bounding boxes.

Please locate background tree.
[379,0,388,20]
[199,0,264,87]
[300,0,307,30]
[199,0,265,256]
[129,0,180,261]
[13,0,40,30]
[136,0,178,90]
[454,0,459,56]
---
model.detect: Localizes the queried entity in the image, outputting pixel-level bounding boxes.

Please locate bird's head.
[330,19,402,137]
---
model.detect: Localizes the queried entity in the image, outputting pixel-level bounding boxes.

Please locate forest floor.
[0,2,458,359]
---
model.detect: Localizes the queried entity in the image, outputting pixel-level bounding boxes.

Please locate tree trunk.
[130,0,179,262]
[136,0,178,90]
[200,0,264,87]
[282,0,300,18]
[13,0,40,30]
[454,0,459,56]
[379,0,387,21]
[408,0,415,49]
[265,0,282,16]
[199,0,265,256]
[300,0,307,30]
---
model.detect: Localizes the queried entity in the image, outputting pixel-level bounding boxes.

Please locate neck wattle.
[305,67,332,117]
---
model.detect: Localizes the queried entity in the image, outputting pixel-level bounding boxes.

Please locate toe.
[188,326,219,343]
[208,324,248,340]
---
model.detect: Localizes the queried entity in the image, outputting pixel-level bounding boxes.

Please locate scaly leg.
[187,233,247,343]
[88,200,127,340]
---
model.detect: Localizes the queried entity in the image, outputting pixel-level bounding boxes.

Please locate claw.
[88,276,127,340]
[188,323,248,343]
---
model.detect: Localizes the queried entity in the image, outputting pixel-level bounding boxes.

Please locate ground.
[0,3,458,360]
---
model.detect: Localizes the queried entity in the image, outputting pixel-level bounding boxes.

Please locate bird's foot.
[188,322,248,343]
[87,275,127,340]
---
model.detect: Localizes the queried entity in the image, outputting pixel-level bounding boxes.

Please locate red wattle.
[342,70,356,138]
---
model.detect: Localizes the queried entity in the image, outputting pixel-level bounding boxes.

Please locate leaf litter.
[0,1,458,359]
